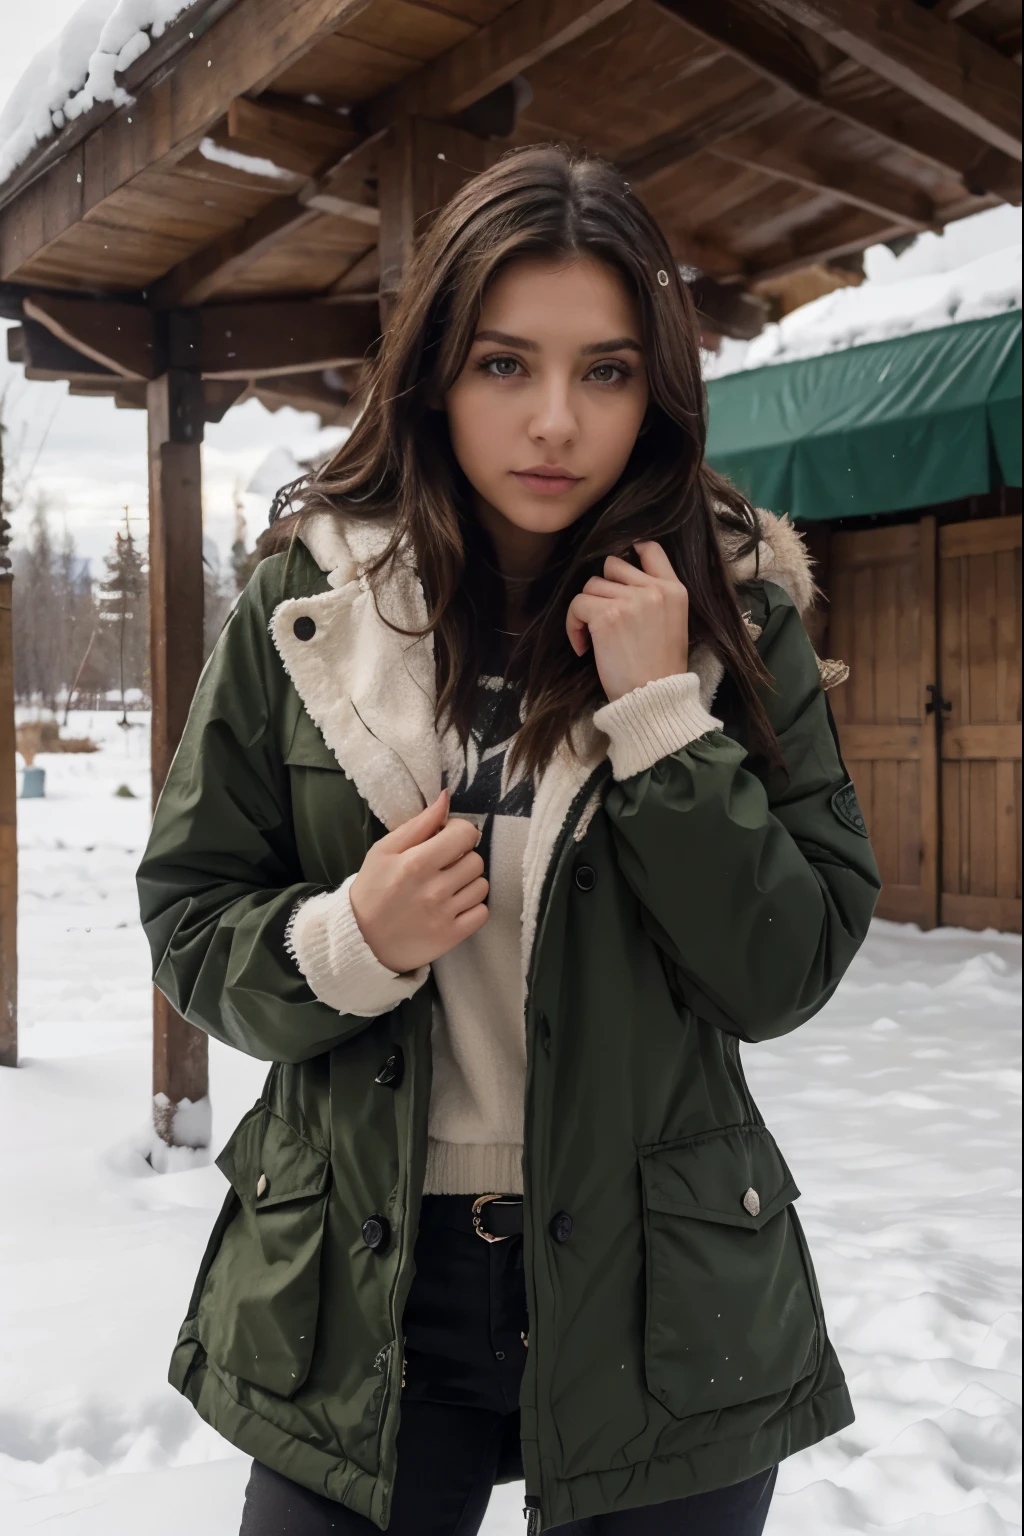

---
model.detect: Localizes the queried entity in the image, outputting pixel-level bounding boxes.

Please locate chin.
[497,498,588,535]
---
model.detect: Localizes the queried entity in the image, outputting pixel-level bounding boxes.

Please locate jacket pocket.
[639,1124,821,1419]
[198,1103,331,1398]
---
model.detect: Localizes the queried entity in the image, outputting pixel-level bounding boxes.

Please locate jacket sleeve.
[136,556,419,1065]
[594,586,881,1042]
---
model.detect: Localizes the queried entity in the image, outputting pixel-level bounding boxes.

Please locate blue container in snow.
[20,766,46,799]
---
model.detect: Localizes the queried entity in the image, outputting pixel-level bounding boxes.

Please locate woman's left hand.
[566,540,690,703]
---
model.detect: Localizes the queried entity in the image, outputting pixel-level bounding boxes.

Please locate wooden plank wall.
[939,515,1022,931]
[829,518,938,928]
[827,510,1022,934]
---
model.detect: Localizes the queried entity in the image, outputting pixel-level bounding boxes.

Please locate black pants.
[240,1195,777,1535]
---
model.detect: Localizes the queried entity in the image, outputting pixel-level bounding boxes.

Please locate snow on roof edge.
[0,0,200,192]
[704,244,1022,381]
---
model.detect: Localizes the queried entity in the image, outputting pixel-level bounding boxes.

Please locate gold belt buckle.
[471,1193,512,1243]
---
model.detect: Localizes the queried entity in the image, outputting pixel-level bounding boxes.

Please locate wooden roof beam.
[8,292,379,381]
[709,132,938,227]
[618,85,791,184]
[756,0,1021,160]
[154,127,383,307]
[653,0,1021,201]
[364,0,636,132]
[152,197,322,307]
[189,300,380,379]
[8,320,119,380]
[22,294,159,379]
[689,276,768,339]
[154,0,633,310]
[746,204,911,282]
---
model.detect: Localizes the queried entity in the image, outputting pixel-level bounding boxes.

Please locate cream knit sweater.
[288,669,720,1196]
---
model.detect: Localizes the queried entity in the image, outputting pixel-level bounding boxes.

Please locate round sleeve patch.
[832,780,868,836]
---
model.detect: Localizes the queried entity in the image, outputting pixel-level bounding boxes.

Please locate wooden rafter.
[11,292,379,382]
[653,0,1021,198]
[154,0,635,309]
[23,294,158,379]
[365,0,636,131]
[709,129,937,226]
[617,84,791,184]
[757,0,1021,160]
[689,275,768,338]
[153,197,322,307]
[194,300,380,378]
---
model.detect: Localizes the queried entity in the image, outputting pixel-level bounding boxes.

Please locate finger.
[634,540,678,581]
[415,815,481,870]
[603,554,651,586]
[434,849,485,898]
[449,876,489,916]
[583,576,633,600]
[450,902,490,943]
[383,789,449,854]
[570,594,616,630]
[566,597,591,657]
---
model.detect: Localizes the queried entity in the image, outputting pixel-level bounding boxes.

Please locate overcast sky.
[1,4,1021,575]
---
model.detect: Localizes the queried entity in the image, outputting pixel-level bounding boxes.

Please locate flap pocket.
[200,1105,331,1396]
[641,1124,800,1232]
[640,1124,821,1421]
[217,1104,330,1212]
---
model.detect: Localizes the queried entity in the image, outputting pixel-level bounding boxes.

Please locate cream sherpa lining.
[271,504,821,991]
[285,876,429,1018]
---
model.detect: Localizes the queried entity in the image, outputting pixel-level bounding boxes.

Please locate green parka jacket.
[137,507,880,1531]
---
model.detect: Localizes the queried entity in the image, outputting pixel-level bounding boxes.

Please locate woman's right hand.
[349,790,489,973]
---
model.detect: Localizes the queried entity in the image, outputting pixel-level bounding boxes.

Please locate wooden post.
[377,117,500,328]
[0,571,17,1069]
[147,368,209,1146]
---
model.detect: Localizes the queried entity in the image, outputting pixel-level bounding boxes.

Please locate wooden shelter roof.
[0,0,1020,421]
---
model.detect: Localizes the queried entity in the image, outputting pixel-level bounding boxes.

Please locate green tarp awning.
[705,310,1022,522]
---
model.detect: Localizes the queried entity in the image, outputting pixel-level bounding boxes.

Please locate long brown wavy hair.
[263,143,775,775]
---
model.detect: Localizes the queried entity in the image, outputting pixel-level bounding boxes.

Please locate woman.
[137,146,880,1535]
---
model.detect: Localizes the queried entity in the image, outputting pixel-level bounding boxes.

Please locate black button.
[361,1214,390,1252]
[549,1211,573,1244]
[293,615,316,641]
[537,1013,551,1050]
[374,1048,404,1089]
[574,864,596,892]
[495,1350,505,1360]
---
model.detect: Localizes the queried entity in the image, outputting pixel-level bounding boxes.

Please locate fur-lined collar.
[296,502,817,613]
[268,505,817,977]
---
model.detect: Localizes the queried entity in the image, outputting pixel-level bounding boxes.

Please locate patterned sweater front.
[425,669,533,1196]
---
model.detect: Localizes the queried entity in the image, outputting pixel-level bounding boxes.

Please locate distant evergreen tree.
[12,496,97,710]
[98,511,148,724]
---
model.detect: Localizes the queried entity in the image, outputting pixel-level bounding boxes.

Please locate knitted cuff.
[285,874,429,1018]
[594,672,722,781]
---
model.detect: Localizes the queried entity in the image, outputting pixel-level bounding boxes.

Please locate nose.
[528,373,578,448]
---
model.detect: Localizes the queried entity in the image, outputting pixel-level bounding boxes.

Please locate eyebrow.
[473,329,644,355]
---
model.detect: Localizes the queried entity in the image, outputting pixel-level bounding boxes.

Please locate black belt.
[471,1193,524,1242]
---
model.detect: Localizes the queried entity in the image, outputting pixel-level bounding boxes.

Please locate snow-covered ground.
[1,715,1020,1533]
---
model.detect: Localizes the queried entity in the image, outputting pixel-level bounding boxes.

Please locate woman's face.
[445,254,650,569]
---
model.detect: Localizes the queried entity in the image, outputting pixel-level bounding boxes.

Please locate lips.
[512,466,583,495]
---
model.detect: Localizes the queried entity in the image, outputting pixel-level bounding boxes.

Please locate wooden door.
[938,516,1022,932]
[828,519,939,926]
